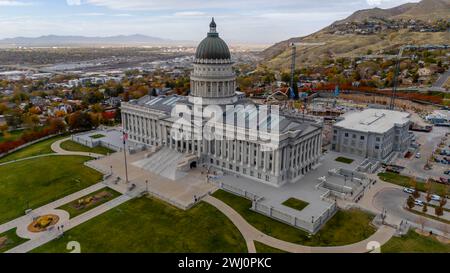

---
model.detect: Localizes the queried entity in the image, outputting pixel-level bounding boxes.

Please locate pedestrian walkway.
[51,138,104,159]
[5,194,131,253]
[0,183,106,234]
[0,180,132,253]
[204,195,396,253]
[0,153,56,166]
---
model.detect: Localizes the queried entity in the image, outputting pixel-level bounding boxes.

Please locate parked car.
[414,200,424,207]
[415,153,421,158]
[431,194,441,202]
[403,188,415,194]
[444,170,450,175]
[439,177,450,184]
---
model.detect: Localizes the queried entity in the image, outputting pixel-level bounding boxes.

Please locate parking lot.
[395,126,450,181]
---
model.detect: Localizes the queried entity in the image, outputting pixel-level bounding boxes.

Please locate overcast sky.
[0,0,421,43]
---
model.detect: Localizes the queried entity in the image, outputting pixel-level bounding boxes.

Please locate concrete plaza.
[89,150,216,210]
[210,150,368,233]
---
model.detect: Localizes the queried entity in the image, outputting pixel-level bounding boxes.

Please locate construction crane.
[289,42,326,100]
[389,46,406,110]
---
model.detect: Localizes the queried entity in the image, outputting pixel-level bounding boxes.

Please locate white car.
[403,188,415,194]
[414,200,424,206]
[415,153,421,159]
[431,194,441,202]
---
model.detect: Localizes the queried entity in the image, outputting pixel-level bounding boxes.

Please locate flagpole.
[123,132,129,184]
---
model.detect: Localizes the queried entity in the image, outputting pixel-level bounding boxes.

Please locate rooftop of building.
[123,94,320,137]
[334,108,411,134]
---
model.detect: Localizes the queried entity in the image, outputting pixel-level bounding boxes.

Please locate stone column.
[249,143,253,168]
[274,149,281,176]
[271,149,276,175]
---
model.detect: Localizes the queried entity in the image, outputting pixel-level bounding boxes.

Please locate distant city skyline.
[0,0,421,44]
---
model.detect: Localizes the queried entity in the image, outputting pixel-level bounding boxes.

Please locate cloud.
[174,11,206,17]
[66,0,81,6]
[366,0,420,6]
[0,0,424,43]
[0,0,32,6]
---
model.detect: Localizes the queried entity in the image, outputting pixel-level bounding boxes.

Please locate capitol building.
[121,19,323,187]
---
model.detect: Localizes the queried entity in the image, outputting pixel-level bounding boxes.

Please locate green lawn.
[335,157,354,164]
[382,230,450,253]
[60,140,114,155]
[254,241,287,253]
[33,197,247,253]
[0,130,24,143]
[212,190,376,246]
[0,134,68,163]
[0,228,28,253]
[89,134,105,139]
[57,187,121,218]
[378,172,449,196]
[282,198,309,211]
[0,155,103,224]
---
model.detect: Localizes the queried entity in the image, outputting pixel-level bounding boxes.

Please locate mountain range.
[261,0,450,70]
[0,34,193,47]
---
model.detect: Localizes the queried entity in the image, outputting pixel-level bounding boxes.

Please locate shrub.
[435,206,444,217]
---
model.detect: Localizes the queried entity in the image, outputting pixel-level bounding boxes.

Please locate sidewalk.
[204,195,396,253]
[6,194,131,253]
[50,138,104,159]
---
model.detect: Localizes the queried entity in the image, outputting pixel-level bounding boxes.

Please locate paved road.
[373,188,448,235]
[204,196,395,253]
[433,69,450,88]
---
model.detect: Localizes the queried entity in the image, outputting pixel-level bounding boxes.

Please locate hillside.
[261,0,450,71]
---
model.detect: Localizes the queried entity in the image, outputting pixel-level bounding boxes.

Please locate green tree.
[281,72,291,83]
[407,196,415,209]
[435,206,444,217]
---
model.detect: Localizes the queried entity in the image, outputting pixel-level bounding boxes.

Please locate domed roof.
[195,18,231,61]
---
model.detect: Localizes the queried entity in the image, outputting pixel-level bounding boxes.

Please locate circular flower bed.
[27,214,60,233]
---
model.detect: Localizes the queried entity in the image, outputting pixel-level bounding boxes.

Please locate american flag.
[123,132,128,144]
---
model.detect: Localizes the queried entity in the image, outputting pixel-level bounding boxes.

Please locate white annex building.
[332,109,413,160]
[121,19,323,187]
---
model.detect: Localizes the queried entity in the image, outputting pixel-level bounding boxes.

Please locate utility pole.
[123,131,129,184]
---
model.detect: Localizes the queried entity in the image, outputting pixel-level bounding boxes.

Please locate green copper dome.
[195,18,231,61]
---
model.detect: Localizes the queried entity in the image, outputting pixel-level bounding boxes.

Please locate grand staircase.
[133,147,186,180]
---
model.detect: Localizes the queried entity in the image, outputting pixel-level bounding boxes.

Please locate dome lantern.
[209,17,217,33]
[195,18,231,62]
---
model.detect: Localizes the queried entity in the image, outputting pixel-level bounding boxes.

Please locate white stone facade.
[121,19,323,187]
[332,109,413,160]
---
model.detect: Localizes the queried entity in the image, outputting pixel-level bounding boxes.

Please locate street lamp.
[145,180,149,193]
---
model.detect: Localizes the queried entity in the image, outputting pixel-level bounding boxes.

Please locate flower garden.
[28,215,60,233]
[57,188,121,218]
